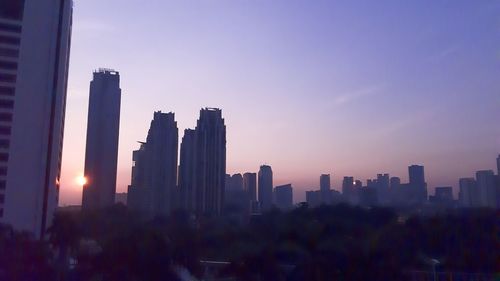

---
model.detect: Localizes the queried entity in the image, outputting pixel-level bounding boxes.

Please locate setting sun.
[76,175,87,186]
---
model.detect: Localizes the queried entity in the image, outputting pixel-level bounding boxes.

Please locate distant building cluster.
[225,165,295,214]
[306,155,500,210]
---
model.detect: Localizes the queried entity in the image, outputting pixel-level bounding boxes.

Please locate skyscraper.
[496,154,500,176]
[475,170,496,208]
[458,178,477,207]
[274,184,293,210]
[194,108,226,215]
[82,69,121,210]
[408,165,427,205]
[127,112,178,217]
[320,174,331,192]
[243,172,257,202]
[376,173,390,204]
[178,129,196,212]
[258,165,273,211]
[0,0,73,238]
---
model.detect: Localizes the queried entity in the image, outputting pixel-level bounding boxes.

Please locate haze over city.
[60,0,500,205]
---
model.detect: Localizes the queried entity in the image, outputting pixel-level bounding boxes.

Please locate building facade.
[194,108,226,215]
[0,0,73,238]
[243,172,257,202]
[320,174,330,192]
[127,112,178,217]
[82,69,121,210]
[274,184,293,210]
[258,165,273,211]
[178,129,196,212]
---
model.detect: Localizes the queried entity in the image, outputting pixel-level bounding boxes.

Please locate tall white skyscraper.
[82,69,121,210]
[0,0,73,238]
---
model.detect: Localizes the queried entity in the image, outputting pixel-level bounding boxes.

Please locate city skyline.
[60,0,499,205]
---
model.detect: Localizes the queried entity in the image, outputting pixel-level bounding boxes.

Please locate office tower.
[497,155,500,175]
[225,173,249,213]
[409,165,425,185]
[390,177,401,189]
[194,108,226,215]
[475,170,496,208]
[178,129,196,212]
[354,180,363,189]
[227,174,243,191]
[0,0,72,238]
[429,186,453,207]
[408,165,428,204]
[306,190,321,208]
[376,174,390,204]
[458,178,477,207]
[274,184,293,210]
[258,165,273,211]
[342,176,354,195]
[82,69,121,210]
[243,172,257,202]
[320,174,331,191]
[127,112,178,217]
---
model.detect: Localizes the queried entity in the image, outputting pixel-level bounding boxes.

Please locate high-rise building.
[258,165,273,211]
[194,108,226,215]
[274,184,293,210]
[409,165,425,185]
[127,112,178,217]
[408,165,428,205]
[390,177,401,189]
[225,173,249,213]
[376,173,390,204]
[496,154,500,176]
[0,0,73,238]
[178,129,196,212]
[320,174,330,192]
[82,69,121,210]
[342,176,354,195]
[243,172,257,202]
[475,170,496,208]
[458,178,476,207]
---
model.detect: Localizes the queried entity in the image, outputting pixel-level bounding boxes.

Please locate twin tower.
[81,69,227,217]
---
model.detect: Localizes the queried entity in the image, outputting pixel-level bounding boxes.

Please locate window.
[0,86,14,96]
[0,35,20,45]
[0,194,4,203]
[0,167,6,175]
[0,126,11,136]
[0,60,17,70]
[0,0,26,20]
[0,153,8,162]
[0,180,5,189]
[0,209,3,218]
[0,99,13,109]
[0,73,16,83]
[0,47,18,58]
[0,22,21,33]
[0,113,12,122]
[0,139,9,148]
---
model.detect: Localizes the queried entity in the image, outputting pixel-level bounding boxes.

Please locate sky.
[60,0,500,205]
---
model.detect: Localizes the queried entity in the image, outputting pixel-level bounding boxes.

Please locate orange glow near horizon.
[76,175,87,187]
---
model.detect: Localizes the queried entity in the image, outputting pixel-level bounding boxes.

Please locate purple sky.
[60,0,500,205]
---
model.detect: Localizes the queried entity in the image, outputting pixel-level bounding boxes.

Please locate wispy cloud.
[325,84,385,109]
[426,46,459,62]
